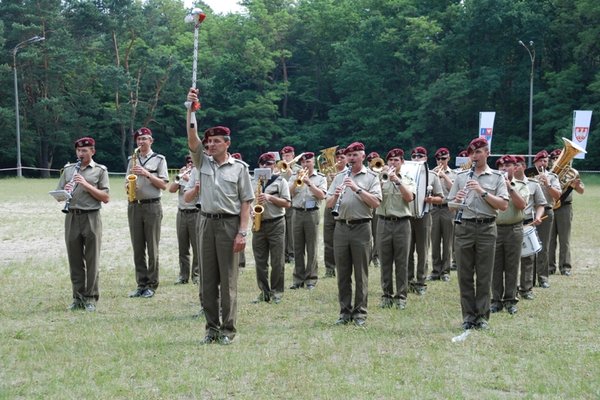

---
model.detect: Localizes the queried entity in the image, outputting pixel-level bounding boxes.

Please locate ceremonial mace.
[184,8,206,111]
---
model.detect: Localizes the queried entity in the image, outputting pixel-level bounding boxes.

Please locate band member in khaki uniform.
[231,152,246,269]
[126,127,169,299]
[376,148,415,310]
[327,142,382,326]
[448,137,508,330]
[323,147,347,278]
[428,147,457,282]
[491,155,528,315]
[57,137,110,311]
[408,146,443,295]
[531,150,561,288]
[366,151,382,268]
[548,148,585,276]
[168,155,199,285]
[289,152,327,289]
[186,89,254,345]
[280,146,301,264]
[514,155,546,300]
[251,152,291,304]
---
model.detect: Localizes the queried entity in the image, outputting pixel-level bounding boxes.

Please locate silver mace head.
[185,8,206,24]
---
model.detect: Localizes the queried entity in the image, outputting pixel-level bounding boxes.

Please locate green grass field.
[1,176,599,399]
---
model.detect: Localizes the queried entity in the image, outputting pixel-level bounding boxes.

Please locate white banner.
[479,112,496,152]
[572,110,592,159]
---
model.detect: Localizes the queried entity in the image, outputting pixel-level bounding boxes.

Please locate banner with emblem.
[478,112,496,152]
[572,110,592,159]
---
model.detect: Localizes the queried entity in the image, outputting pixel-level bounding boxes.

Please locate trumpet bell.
[369,157,385,173]
[276,160,289,173]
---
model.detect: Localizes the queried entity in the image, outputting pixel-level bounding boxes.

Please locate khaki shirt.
[58,160,110,210]
[290,170,327,209]
[524,177,547,217]
[497,179,529,225]
[448,165,509,219]
[539,172,561,207]
[126,152,169,200]
[176,176,198,210]
[253,174,291,219]
[436,166,457,202]
[191,146,254,214]
[376,175,415,218]
[327,166,382,220]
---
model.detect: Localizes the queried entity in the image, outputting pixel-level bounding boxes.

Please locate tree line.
[1,0,598,177]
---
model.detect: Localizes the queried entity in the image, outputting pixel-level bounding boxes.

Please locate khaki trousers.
[252,217,286,296]
[128,202,162,290]
[492,223,522,305]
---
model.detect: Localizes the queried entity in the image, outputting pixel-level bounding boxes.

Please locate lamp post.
[13,35,45,178]
[519,40,535,167]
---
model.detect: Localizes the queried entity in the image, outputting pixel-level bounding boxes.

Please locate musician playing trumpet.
[448,137,508,331]
[376,148,415,310]
[289,152,327,290]
[326,142,382,326]
[56,137,110,312]
[280,146,301,264]
[251,153,291,304]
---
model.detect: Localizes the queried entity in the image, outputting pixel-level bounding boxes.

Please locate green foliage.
[1,0,599,176]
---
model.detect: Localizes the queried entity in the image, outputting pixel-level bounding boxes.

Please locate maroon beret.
[411,146,428,156]
[435,147,450,158]
[550,148,561,159]
[299,152,314,162]
[496,155,517,167]
[231,152,242,160]
[467,137,488,155]
[386,148,404,160]
[514,155,526,164]
[74,137,95,148]
[281,146,295,154]
[533,150,549,163]
[344,142,365,155]
[133,127,152,140]
[366,151,380,162]
[258,152,276,164]
[204,126,231,138]
[457,150,468,157]
[335,147,346,156]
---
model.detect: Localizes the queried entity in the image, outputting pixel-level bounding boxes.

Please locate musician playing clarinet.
[56,137,110,312]
[448,137,508,331]
[326,142,381,327]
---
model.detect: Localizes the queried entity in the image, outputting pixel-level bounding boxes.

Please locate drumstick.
[524,215,548,227]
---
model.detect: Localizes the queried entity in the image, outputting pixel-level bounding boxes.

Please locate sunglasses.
[411,154,426,159]
[436,157,449,161]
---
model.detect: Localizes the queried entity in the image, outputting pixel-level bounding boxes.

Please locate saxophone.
[252,176,265,232]
[127,147,140,202]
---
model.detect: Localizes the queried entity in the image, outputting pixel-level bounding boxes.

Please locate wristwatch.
[238,231,248,237]
[481,191,488,198]
[356,189,363,195]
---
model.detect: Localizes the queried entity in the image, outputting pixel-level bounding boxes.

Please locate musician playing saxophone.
[326,142,381,327]
[447,137,508,331]
[376,148,415,310]
[126,127,169,299]
[289,152,327,290]
[251,152,291,304]
[56,137,110,312]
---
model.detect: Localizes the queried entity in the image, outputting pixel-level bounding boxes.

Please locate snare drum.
[522,225,542,257]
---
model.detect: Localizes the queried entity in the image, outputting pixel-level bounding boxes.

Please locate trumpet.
[294,168,309,187]
[331,169,352,217]
[380,166,400,183]
[62,159,82,214]
[127,147,140,202]
[175,166,193,182]
[454,161,477,225]
[276,160,289,173]
[369,157,385,173]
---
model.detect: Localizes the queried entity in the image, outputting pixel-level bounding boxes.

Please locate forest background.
[1,0,599,176]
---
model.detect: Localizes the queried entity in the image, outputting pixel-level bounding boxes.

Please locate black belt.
[379,215,410,222]
[523,219,533,225]
[70,208,99,215]
[262,215,284,224]
[293,207,319,212]
[497,221,522,227]
[336,218,371,225]
[201,212,238,219]
[433,204,448,208]
[179,208,200,214]
[462,217,496,224]
[130,198,160,204]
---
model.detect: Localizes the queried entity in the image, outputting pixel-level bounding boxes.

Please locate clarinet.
[62,159,82,214]
[453,161,477,225]
[331,168,352,217]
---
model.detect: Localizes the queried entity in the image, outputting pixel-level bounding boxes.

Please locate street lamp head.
[30,36,45,43]
[518,40,524,45]
[529,40,534,46]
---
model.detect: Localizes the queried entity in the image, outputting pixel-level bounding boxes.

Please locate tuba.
[551,137,586,208]
[127,147,140,202]
[317,146,338,176]
[252,176,265,232]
